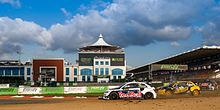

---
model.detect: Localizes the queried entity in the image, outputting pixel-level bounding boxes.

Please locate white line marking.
[11,96,24,98]
[52,96,64,99]
[30,96,44,99]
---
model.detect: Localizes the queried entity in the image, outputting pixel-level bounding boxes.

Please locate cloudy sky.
[0,0,220,67]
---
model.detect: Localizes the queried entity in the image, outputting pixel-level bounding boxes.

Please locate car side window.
[123,83,139,89]
[139,84,147,88]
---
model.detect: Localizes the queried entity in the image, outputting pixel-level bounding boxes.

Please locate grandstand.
[127,46,220,82]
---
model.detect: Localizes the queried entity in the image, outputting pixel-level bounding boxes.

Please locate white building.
[72,34,126,82]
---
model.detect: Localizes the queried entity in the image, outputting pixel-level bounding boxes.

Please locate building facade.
[32,58,64,82]
[0,34,126,83]
[0,60,32,84]
[76,34,126,82]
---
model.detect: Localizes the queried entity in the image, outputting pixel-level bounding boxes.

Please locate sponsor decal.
[18,87,42,94]
[118,91,142,98]
[64,87,87,94]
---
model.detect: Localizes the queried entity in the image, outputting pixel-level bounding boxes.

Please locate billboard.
[79,53,125,66]
[18,87,42,94]
[152,64,188,71]
[64,87,87,94]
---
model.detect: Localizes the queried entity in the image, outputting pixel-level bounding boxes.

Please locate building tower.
[78,34,126,82]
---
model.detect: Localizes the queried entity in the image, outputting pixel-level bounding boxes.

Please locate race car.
[102,82,157,100]
[157,81,201,96]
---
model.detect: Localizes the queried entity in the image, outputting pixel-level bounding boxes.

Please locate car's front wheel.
[109,92,119,100]
[144,92,153,99]
[192,90,200,96]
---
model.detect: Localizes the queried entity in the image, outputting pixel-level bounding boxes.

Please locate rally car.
[103,82,157,100]
[157,81,201,96]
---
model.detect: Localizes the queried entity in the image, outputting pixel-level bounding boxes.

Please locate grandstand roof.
[127,45,220,73]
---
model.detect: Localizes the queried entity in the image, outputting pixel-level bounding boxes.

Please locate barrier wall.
[0,83,163,95]
[0,86,116,95]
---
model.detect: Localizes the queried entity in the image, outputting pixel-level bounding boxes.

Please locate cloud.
[47,0,212,53]
[170,41,180,47]
[0,0,21,8]
[0,17,52,57]
[60,8,72,18]
[197,19,220,45]
[0,0,218,57]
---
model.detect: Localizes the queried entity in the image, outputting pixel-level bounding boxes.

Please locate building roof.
[127,45,220,73]
[79,34,123,52]
[89,34,112,47]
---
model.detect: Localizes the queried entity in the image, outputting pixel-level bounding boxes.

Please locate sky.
[0,0,220,68]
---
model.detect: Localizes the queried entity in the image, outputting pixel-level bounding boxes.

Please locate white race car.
[103,82,157,100]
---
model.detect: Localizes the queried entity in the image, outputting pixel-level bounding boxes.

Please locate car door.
[119,83,141,98]
[174,82,188,93]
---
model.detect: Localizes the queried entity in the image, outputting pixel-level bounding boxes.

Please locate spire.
[99,34,103,38]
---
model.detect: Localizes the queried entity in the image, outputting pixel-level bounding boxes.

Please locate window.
[100,61,104,65]
[12,68,19,75]
[27,68,31,75]
[100,68,104,75]
[74,77,77,82]
[20,67,24,76]
[139,84,147,88]
[124,83,139,89]
[118,76,121,79]
[66,68,70,75]
[74,68,77,75]
[112,68,123,75]
[27,77,31,81]
[5,68,11,76]
[113,76,117,80]
[95,68,99,75]
[105,61,109,65]
[105,68,109,75]
[0,68,3,75]
[95,61,99,65]
[82,76,86,82]
[87,76,91,82]
[81,68,92,75]
[66,77,69,82]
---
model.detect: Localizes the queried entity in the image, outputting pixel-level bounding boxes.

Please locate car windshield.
[117,83,127,89]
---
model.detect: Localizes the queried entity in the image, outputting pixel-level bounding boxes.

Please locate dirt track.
[0,96,219,110]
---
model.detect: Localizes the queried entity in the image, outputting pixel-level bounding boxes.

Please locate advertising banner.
[0,88,18,95]
[87,86,108,93]
[42,87,64,94]
[0,84,10,88]
[152,64,188,71]
[64,87,87,94]
[18,87,42,94]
